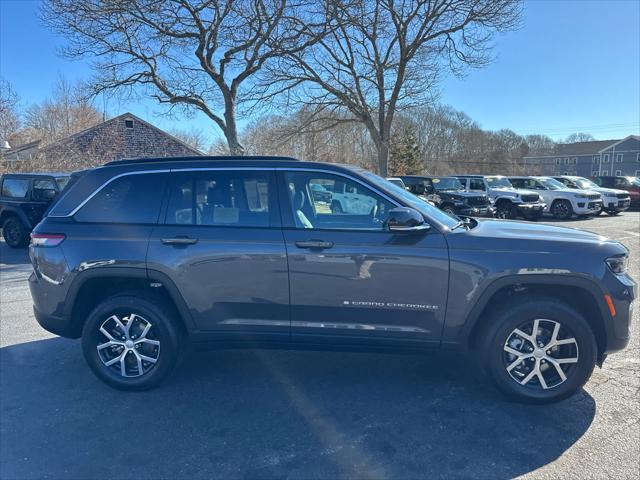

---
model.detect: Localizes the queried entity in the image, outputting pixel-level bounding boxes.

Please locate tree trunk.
[377,138,389,177]
[223,97,245,155]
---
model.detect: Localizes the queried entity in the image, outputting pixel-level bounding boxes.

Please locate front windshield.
[486,176,512,188]
[539,177,565,190]
[359,170,461,229]
[432,177,463,191]
[575,177,598,189]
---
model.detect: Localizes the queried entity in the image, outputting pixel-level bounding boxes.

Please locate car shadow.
[0,240,30,267]
[1,338,596,479]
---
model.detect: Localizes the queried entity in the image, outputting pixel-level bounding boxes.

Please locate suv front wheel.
[481,297,596,403]
[81,295,182,390]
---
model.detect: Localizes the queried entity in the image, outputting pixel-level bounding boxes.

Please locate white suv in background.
[553,176,631,216]
[508,176,602,219]
[456,175,546,220]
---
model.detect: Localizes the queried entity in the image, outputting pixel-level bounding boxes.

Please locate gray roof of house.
[553,139,618,156]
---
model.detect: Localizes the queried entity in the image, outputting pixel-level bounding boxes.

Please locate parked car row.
[387,174,638,221]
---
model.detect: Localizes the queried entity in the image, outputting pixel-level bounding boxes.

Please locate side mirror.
[386,207,430,233]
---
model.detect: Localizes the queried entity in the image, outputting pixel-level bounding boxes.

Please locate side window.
[33,179,57,201]
[614,178,628,188]
[458,178,467,188]
[1,178,29,198]
[74,173,167,224]
[469,179,485,191]
[285,171,395,231]
[166,170,272,227]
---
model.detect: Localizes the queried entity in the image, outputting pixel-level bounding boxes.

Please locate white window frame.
[555,158,561,165]
[636,169,640,176]
[636,153,640,162]
[601,169,609,175]
[615,170,622,176]
[572,157,577,164]
[563,171,569,175]
[593,155,600,164]
[603,154,610,163]
[616,153,623,162]
[592,171,599,176]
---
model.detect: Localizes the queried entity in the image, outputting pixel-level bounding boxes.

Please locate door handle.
[161,236,198,246]
[295,240,334,250]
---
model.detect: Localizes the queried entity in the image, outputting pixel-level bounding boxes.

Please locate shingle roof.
[553,139,617,155]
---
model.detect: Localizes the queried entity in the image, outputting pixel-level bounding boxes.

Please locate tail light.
[31,233,66,247]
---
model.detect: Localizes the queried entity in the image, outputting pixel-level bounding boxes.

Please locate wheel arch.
[463,275,610,362]
[0,206,32,228]
[64,267,195,338]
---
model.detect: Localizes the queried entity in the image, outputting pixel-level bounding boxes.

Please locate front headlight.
[575,194,588,199]
[606,255,629,274]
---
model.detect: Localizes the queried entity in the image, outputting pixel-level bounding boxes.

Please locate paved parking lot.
[1,213,638,480]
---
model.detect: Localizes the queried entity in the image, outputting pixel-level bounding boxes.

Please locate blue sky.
[1,0,639,150]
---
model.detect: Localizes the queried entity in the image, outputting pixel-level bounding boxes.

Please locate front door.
[279,170,449,345]
[147,169,290,338]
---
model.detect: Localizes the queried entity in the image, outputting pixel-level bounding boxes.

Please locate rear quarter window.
[1,178,30,198]
[73,173,168,224]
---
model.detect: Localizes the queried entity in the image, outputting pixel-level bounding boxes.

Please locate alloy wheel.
[96,313,160,378]
[503,318,579,390]
[553,202,570,218]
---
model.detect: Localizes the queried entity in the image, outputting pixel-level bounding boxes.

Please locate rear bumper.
[29,272,78,338]
[32,305,76,338]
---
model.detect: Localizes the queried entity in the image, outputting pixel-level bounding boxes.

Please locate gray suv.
[29,156,635,403]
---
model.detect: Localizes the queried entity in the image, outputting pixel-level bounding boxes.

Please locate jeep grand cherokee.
[28,156,636,403]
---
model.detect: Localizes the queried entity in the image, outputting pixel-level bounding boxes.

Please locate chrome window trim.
[53,166,402,218]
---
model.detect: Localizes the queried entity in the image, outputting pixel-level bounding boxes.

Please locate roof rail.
[104,155,301,166]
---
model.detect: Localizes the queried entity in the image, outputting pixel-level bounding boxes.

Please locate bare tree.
[42,0,324,155]
[562,132,595,144]
[22,77,102,145]
[0,78,21,146]
[169,127,207,151]
[266,0,522,175]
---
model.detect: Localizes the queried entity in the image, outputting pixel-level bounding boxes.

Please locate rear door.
[279,169,449,345]
[146,169,290,338]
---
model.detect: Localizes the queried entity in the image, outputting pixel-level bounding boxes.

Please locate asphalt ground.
[1,212,639,480]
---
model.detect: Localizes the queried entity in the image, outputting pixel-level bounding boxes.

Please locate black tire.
[2,216,29,248]
[479,297,597,404]
[551,199,574,220]
[606,210,620,216]
[495,201,517,220]
[81,295,182,391]
[595,209,604,216]
[441,204,457,216]
[330,201,343,214]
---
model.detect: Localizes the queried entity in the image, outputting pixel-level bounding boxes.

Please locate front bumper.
[573,200,602,215]
[458,206,495,217]
[516,202,546,215]
[602,272,637,359]
[603,198,631,212]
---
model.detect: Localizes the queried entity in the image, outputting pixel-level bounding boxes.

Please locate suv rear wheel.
[2,216,29,248]
[81,295,182,390]
[480,297,596,403]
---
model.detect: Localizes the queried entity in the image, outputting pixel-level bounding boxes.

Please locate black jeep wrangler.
[0,172,70,247]
[400,175,494,217]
